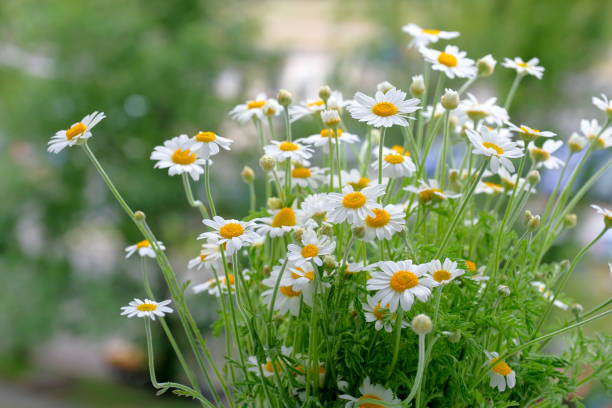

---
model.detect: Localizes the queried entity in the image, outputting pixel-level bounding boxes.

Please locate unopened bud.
[241,166,255,183]
[312,211,327,224]
[410,75,425,97]
[377,81,395,94]
[497,285,510,297]
[352,225,366,239]
[292,228,305,243]
[568,133,587,153]
[267,197,282,210]
[412,314,432,335]
[527,170,540,185]
[477,54,497,77]
[441,88,460,110]
[524,210,534,224]
[319,223,334,237]
[560,259,571,272]
[321,109,341,128]
[370,128,381,145]
[563,213,577,229]
[571,303,583,317]
[277,89,292,106]
[262,265,272,276]
[134,211,146,221]
[323,255,337,270]
[318,85,331,102]
[259,155,276,172]
[447,330,461,343]
[528,214,540,231]
[449,169,460,184]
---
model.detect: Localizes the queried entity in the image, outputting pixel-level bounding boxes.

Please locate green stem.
[378,128,386,188]
[205,161,217,217]
[403,333,426,405]
[182,173,208,218]
[334,129,342,192]
[385,308,405,379]
[504,74,524,111]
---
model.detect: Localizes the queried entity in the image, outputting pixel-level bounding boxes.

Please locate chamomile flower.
[497,167,534,193]
[262,268,312,315]
[199,217,260,255]
[402,23,459,47]
[362,295,408,333]
[333,169,377,191]
[192,131,233,157]
[367,260,437,312]
[528,140,564,170]
[301,128,360,147]
[466,126,524,173]
[281,262,316,291]
[475,180,504,195]
[275,165,325,189]
[125,240,166,258]
[404,179,460,204]
[187,239,224,272]
[287,229,336,266]
[531,281,568,310]
[591,204,612,228]
[502,57,544,79]
[289,98,326,122]
[371,150,416,178]
[193,273,238,296]
[327,90,353,113]
[263,140,313,166]
[263,98,283,117]
[339,377,401,407]
[150,134,208,181]
[48,111,106,153]
[362,204,405,241]
[506,122,556,141]
[229,92,267,123]
[348,88,420,128]
[421,258,464,285]
[326,184,386,225]
[592,93,612,117]
[120,298,173,320]
[460,93,509,126]
[420,45,477,79]
[485,351,516,392]
[247,346,293,377]
[300,193,330,222]
[254,207,301,237]
[575,119,612,149]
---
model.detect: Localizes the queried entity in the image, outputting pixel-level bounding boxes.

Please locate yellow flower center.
[199,254,208,262]
[365,208,391,228]
[264,360,283,373]
[172,148,197,165]
[301,244,319,258]
[391,145,404,154]
[520,125,539,135]
[517,61,530,68]
[342,192,367,208]
[280,285,302,297]
[195,131,217,142]
[320,128,343,138]
[371,102,398,117]
[358,394,383,408]
[136,303,157,312]
[219,222,244,239]
[419,188,443,202]
[390,270,419,292]
[465,260,476,272]
[279,141,299,151]
[490,358,512,376]
[484,181,502,191]
[271,208,297,228]
[66,122,87,140]
[247,100,265,109]
[136,240,150,249]
[437,52,458,67]
[372,303,388,320]
[433,269,452,282]
[482,141,504,155]
[348,177,370,190]
[421,28,441,35]
[308,100,325,107]
[291,267,314,281]
[226,274,235,285]
[292,167,311,178]
[530,147,550,161]
[384,154,405,164]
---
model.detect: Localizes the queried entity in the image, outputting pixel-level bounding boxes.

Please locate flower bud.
[321,109,341,128]
[568,133,587,153]
[352,225,366,239]
[524,210,533,224]
[441,88,460,110]
[267,197,282,210]
[528,214,540,231]
[292,228,305,243]
[563,213,577,229]
[571,303,583,318]
[323,255,337,270]
[411,314,432,335]
[560,259,571,272]
[277,89,292,106]
[263,265,272,276]
[477,54,497,77]
[134,211,146,221]
[410,75,425,97]
[370,129,381,145]
[497,285,510,297]
[312,211,327,224]
[377,81,395,94]
[259,155,276,172]
[318,85,331,102]
[241,166,255,184]
[529,145,552,163]
[319,223,334,237]
[527,170,540,185]
[446,330,461,343]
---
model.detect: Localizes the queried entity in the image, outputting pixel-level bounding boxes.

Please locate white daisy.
[404,179,460,204]
[591,204,612,226]
[362,204,405,241]
[187,238,225,272]
[362,295,408,333]
[327,90,353,113]
[275,165,325,189]
[466,126,524,173]
[48,111,106,153]
[120,298,173,320]
[528,140,564,170]
[593,94,612,117]
[575,119,612,149]
[281,262,317,291]
[502,57,544,79]
[326,184,386,225]
[475,180,504,195]
[348,88,420,128]
[192,273,238,296]
[371,150,416,178]
[460,93,509,126]
[402,23,459,47]
[531,281,568,310]
[263,140,313,166]
[339,377,401,407]
[420,45,477,79]
[420,258,464,285]
[247,346,293,377]
[300,193,330,222]
[366,260,437,312]
[150,134,208,181]
[254,207,301,238]
[125,240,166,259]
[262,268,312,316]
[192,131,233,157]
[263,98,283,117]
[484,351,516,392]
[332,169,378,191]
[229,92,267,124]
[288,98,326,122]
[506,122,556,141]
[301,128,360,147]
[497,167,534,194]
[287,229,336,267]
[199,216,261,256]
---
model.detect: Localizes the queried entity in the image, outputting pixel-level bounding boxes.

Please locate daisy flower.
[192,131,233,157]
[362,204,405,241]
[326,184,386,225]
[459,93,509,126]
[301,128,360,147]
[339,377,401,407]
[498,167,534,193]
[466,126,524,173]
[262,268,312,316]
[125,240,166,258]
[281,262,316,291]
[348,88,420,128]
[362,295,408,333]
[402,23,459,47]
[288,98,326,122]
[528,140,564,170]
[229,92,267,124]
[531,281,568,310]
[593,94,612,117]
[333,169,376,191]
[327,90,353,113]
[287,229,336,267]
[506,122,556,141]
[263,98,283,117]
[367,260,437,312]
[575,119,612,149]
[300,193,330,223]
[275,165,325,189]
[420,258,464,285]
[120,298,173,320]
[48,111,106,153]
[187,238,225,272]
[254,207,301,238]
[263,140,313,166]
[591,204,612,227]
[484,351,516,392]
[247,346,293,377]
[192,273,238,296]
[502,57,544,79]
[371,150,416,178]
[475,180,504,195]
[404,179,460,204]
[150,134,208,181]
[420,45,477,79]
[199,216,260,256]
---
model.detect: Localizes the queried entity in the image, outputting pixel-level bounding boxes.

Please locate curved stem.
[182,173,208,218]
[205,161,216,217]
[403,333,426,405]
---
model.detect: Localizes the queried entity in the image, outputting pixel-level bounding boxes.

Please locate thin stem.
[334,130,342,192]
[504,74,524,111]
[182,173,208,218]
[378,128,387,187]
[205,161,217,217]
[385,308,405,379]
[403,333,426,405]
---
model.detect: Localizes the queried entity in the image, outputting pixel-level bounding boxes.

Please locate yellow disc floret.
[433,269,452,282]
[219,222,244,239]
[301,244,319,258]
[136,303,158,312]
[358,394,384,408]
[292,167,311,178]
[280,285,302,297]
[279,141,299,151]
[384,154,405,164]
[271,208,297,228]
[490,358,512,376]
[390,270,419,292]
[365,208,391,228]
[372,102,398,117]
[320,128,343,138]
[136,240,150,249]
[437,52,458,67]
[247,100,266,109]
[66,122,87,140]
[342,192,367,208]
[196,131,217,142]
[172,148,197,165]
[482,141,504,155]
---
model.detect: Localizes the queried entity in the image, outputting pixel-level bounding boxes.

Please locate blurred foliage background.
[0,0,611,406]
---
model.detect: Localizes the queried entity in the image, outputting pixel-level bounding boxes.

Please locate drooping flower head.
[48,111,106,153]
[484,351,516,392]
[125,240,165,259]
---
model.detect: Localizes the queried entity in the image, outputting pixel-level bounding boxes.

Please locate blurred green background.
[1,0,611,406]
